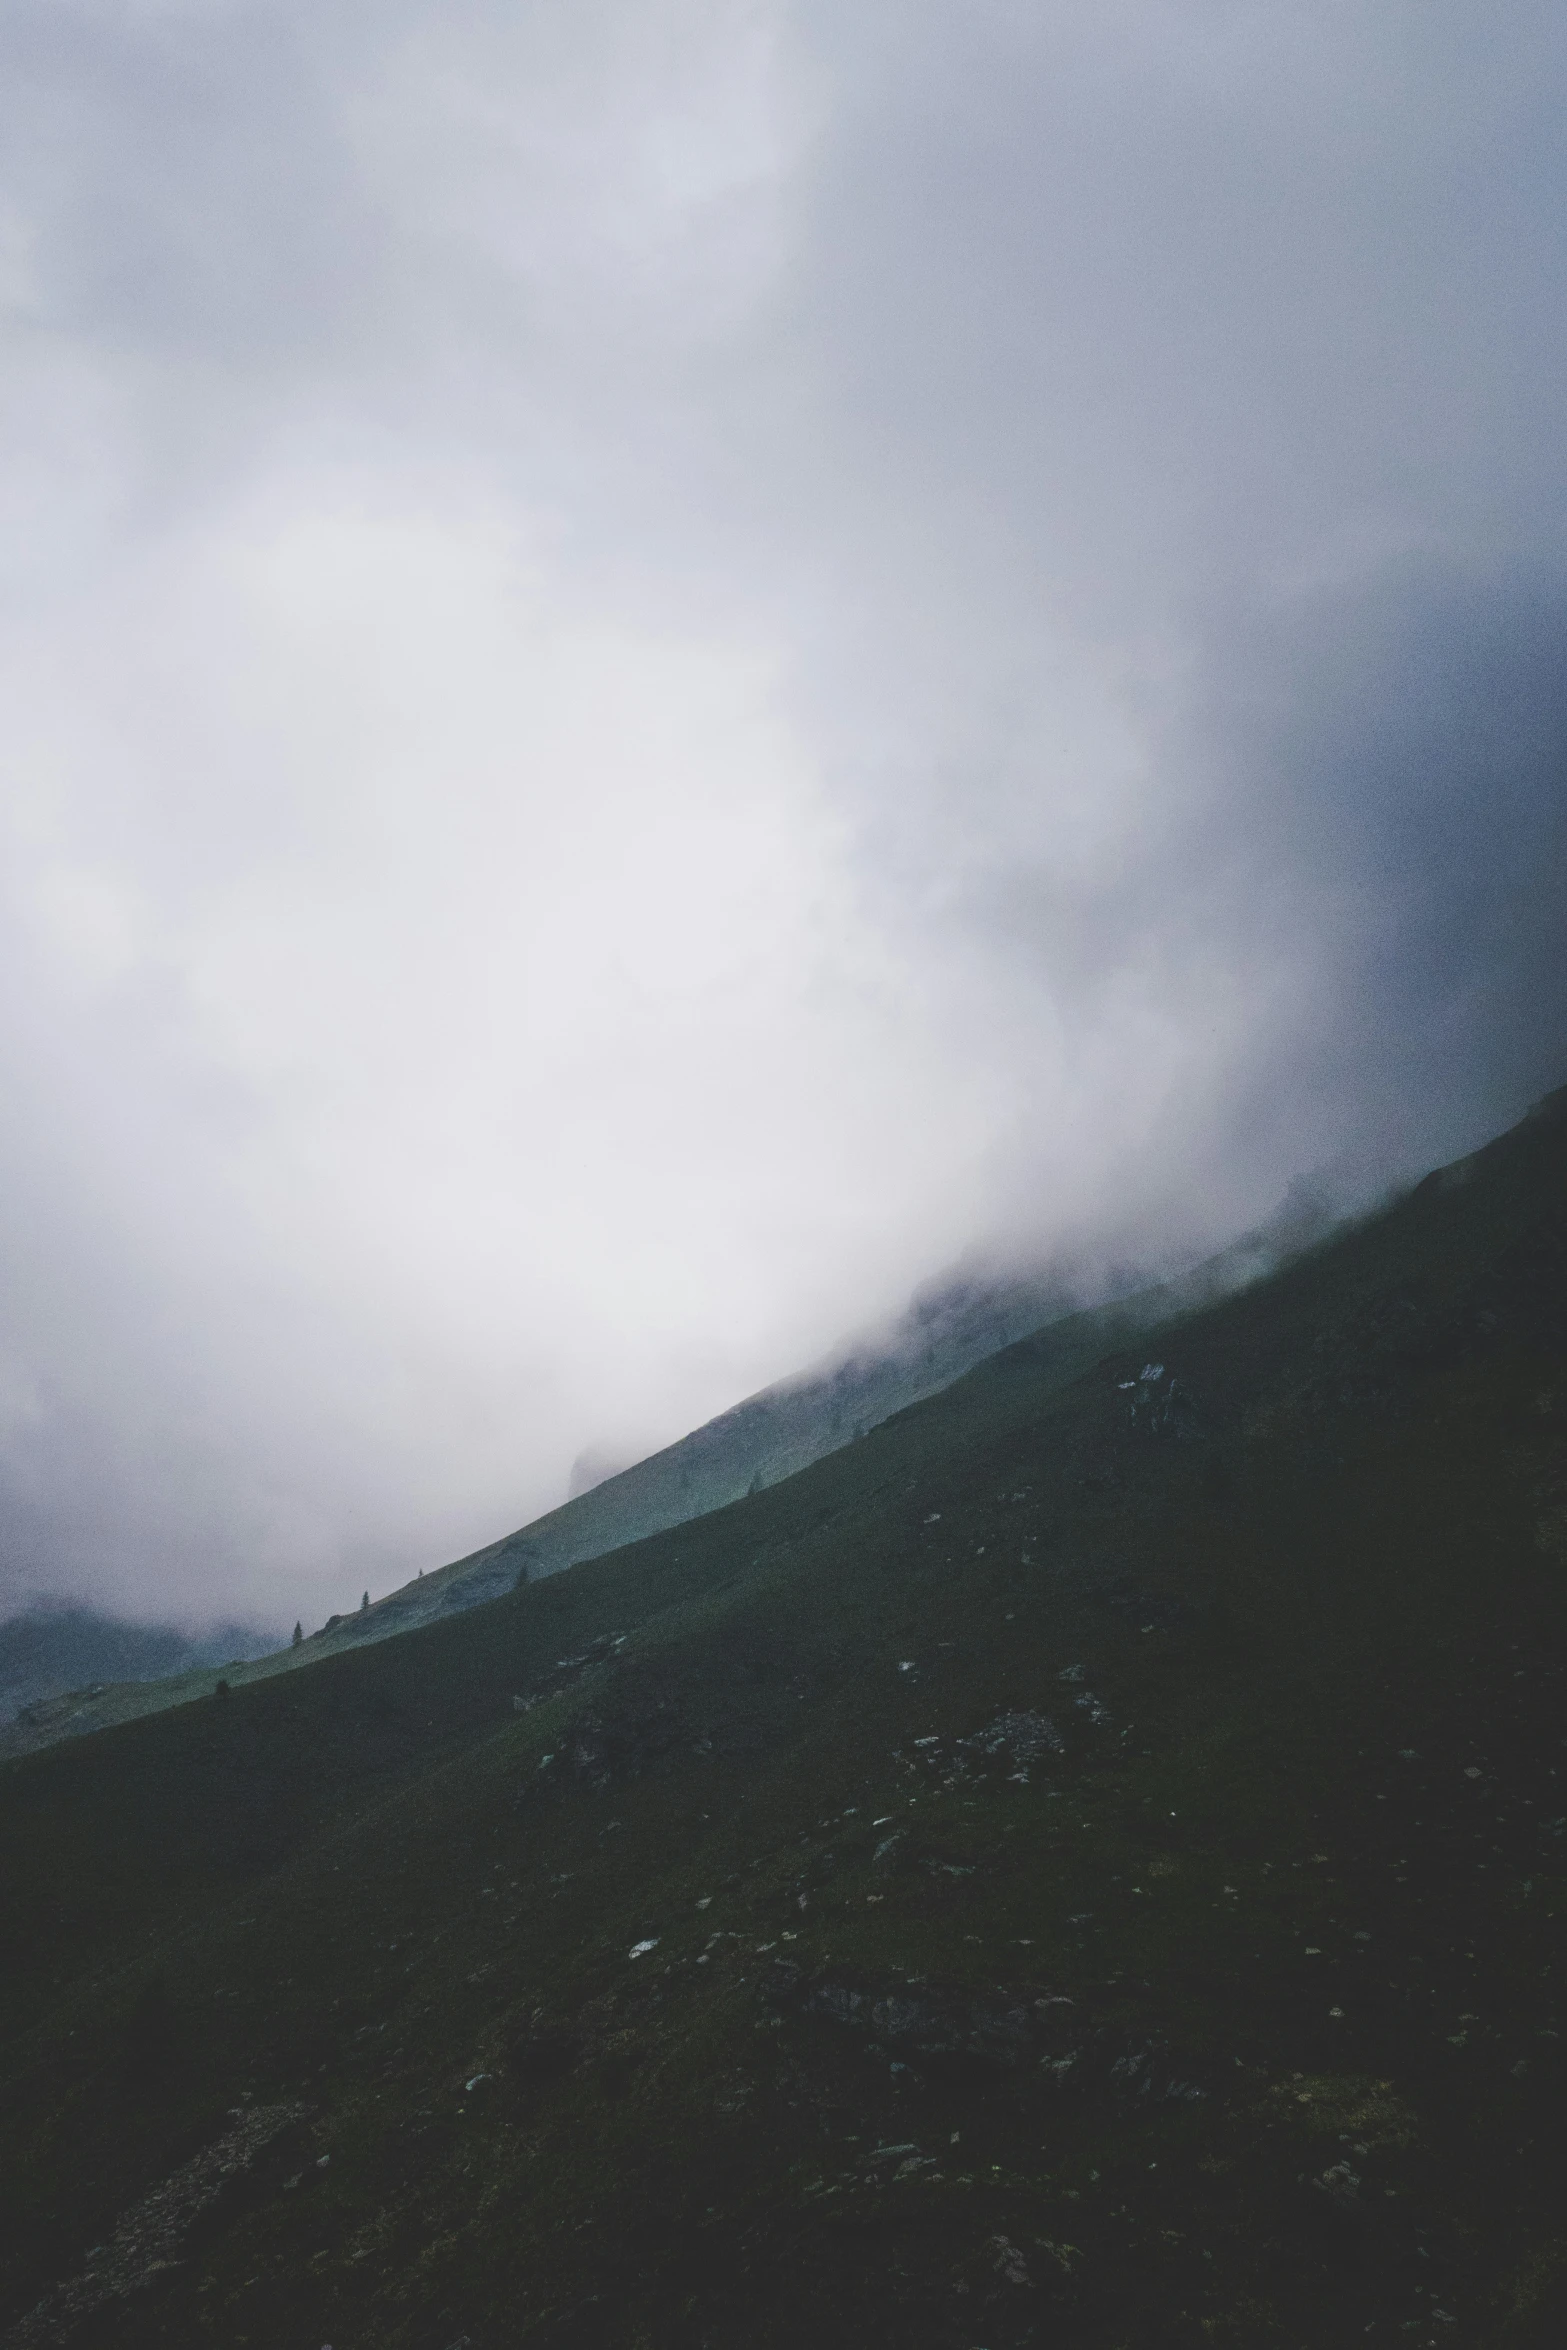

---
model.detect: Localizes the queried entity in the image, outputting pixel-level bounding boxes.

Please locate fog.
[1,1,1563,1631]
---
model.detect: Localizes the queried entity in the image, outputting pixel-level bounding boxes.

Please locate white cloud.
[0,0,1563,1624]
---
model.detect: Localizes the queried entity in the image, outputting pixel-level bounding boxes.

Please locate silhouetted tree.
[292,1621,303,1648]
[361,1590,370,1612]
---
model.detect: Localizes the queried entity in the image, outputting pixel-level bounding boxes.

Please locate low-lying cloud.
[0,1,1563,1630]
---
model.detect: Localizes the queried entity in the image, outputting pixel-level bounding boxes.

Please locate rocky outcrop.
[771,1964,1210,2107]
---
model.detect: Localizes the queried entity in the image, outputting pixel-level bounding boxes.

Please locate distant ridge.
[0,1606,276,1727]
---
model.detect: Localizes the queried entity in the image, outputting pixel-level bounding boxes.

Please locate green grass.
[1,1091,1565,2348]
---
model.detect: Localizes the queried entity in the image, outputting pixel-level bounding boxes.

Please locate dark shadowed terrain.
[1,1087,1565,2349]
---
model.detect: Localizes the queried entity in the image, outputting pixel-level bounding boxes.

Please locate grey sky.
[1,1,1563,1628]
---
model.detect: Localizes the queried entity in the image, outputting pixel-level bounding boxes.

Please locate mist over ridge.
[0,1,1563,1634]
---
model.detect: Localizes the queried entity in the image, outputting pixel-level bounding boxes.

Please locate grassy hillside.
[0,1089,1564,2349]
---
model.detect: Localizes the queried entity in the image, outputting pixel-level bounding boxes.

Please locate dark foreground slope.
[0,1091,1564,2350]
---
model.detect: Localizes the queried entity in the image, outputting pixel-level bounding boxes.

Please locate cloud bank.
[0,1,1563,1627]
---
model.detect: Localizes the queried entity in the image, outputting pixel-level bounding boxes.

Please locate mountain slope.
[0,1195,1332,1760]
[0,1086,1564,2349]
[395,1193,1329,1620]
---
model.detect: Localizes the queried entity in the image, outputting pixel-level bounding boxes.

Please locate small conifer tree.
[361,1589,370,1611]
[291,1621,303,1648]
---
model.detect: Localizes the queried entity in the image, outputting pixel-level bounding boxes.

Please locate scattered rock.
[9,2102,306,2347]
[990,2234,1033,2287]
[799,1977,1046,2070]
[963,1710,1063,1764]
[1313,2160,1364,2219]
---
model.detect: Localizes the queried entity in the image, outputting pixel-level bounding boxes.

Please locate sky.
[1,0,1565,1632]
